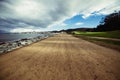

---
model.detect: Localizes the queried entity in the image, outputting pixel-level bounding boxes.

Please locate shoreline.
[0,33,55,54]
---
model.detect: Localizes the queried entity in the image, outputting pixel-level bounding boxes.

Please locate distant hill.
[58,28,95,33]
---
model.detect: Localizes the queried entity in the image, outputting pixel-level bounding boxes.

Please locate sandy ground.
[0,33,120,80]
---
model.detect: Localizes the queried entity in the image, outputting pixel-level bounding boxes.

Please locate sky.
[0,0,120,32]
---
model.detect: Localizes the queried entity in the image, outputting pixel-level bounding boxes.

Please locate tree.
[96,11,120,31]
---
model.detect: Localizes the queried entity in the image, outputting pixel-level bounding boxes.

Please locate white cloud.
[11,27,43,33]
[0,0,120,32]
[48,22,67,28]
[75,22,83,26]
[79,0,119,18]
[60,23,67,26]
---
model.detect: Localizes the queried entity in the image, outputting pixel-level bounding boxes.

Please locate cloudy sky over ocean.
[0,0,120,32]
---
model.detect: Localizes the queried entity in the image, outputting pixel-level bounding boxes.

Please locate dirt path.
[0,33,120,80]
[90,36,120,41]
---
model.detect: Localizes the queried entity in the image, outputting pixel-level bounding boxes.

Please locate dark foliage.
[62,28,94,33]
[96,11,120,31]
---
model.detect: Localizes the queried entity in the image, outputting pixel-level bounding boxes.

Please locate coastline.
[0,33,120,80]
[0,33,55,54]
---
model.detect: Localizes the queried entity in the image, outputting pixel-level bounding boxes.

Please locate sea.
[0,33,44,42]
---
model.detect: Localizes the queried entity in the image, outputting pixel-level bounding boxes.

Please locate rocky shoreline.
[0,33,54,54]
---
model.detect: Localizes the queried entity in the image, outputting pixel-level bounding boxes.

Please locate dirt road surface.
[0,33,120,80]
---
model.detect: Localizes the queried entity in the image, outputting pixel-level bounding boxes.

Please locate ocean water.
[0,33,44,42]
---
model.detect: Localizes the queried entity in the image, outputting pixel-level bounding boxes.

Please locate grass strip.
[73,30,120,39]
[73,35,120,52]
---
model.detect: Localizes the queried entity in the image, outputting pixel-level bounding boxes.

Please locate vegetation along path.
[0,33,120,80]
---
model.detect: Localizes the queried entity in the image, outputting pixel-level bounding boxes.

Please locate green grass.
[73,34,120,51]
[72,30,120,49]
[91,38,120,46]
[73,30,120,39]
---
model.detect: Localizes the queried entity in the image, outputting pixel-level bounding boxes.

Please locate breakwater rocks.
[0,33,54,54]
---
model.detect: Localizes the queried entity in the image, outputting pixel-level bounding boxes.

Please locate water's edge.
[0,33,55,54]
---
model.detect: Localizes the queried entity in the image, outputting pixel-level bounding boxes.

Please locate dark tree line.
[96,11,120,31]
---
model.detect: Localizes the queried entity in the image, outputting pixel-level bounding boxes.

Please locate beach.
[0,33,54,54]
[0,33,120,80]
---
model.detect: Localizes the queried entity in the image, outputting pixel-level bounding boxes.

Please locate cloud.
[75,22,83,26]
[48,22,67,30]
[11,27,40,33]
[79,0,120,18]
[0,0,119,32]
[60,23,67,27]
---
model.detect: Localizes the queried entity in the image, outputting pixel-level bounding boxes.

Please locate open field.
[73,30,120,39]
[0,33,120,80]
[72,31,120,47]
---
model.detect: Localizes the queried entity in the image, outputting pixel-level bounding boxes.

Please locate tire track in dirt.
[0,33,120,80]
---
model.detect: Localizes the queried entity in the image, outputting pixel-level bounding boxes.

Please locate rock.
[0,33,55,54]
